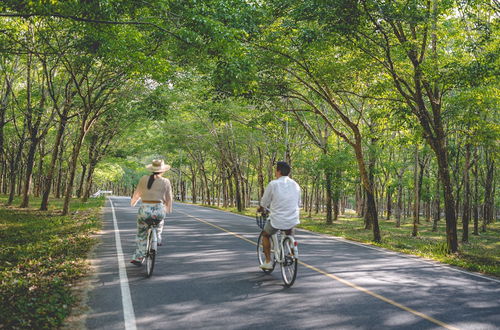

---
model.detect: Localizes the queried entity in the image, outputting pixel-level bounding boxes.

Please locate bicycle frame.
[143,220,160,277]
[146,226,158,251]
[270,231,298,263]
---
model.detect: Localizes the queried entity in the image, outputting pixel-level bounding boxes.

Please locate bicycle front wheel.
[145,229,156,278]
[280,237,298,287]
[257,232,276,274]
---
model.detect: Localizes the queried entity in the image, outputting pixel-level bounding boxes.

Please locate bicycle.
[142,217,161,278]
[256,211,299,287]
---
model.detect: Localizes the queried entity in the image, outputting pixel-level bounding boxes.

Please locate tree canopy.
[0,0,498,254]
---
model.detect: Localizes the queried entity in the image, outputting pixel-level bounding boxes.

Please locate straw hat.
[146,159,171,173]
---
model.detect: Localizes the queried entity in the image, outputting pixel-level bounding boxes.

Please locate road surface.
[85,197,500,330]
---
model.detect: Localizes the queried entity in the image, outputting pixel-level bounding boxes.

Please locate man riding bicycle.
[258,161,301,270]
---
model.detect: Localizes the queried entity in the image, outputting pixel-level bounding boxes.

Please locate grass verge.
[299,212,499,278]
[0,195,104,329]
[189,202,499,278]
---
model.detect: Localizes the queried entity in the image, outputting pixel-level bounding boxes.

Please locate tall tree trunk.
[228,170,234,207]
[462,143,471,243]
[356,184,363,217]
[314,180,320,214]
[386,188,392,220]
[435,145,458,252]
[432,175,440,232]
[7,139,26,205]
[412,145,419,237]
[396,173,403,228]
[222,170,228,207]
[55,142,65,199]
[200,163,211,205]
[20,137,38,207]
[234,169,243,212]
[82,161,97,202]
[0,67,14,194]
[190,165,197,204]
[325,167,333,224]
[482,149,495,232]
[34,143,44,197]
[472,149,479,235]
[77,163,87,198]
[333,168,341,221]
[40,114,68,210]
[354,136,380,241]
[257,147,265,200]
[62,123,86,215]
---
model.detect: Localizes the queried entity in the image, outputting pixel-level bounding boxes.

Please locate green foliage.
[0,196,103,329]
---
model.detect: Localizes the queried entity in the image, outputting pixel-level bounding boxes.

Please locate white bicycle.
[142,218,160,277]
[256,211,299,287]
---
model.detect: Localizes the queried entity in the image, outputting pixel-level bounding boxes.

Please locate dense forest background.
[0,0,498,254]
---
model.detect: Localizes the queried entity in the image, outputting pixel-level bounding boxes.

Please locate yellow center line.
[177,210,459,330]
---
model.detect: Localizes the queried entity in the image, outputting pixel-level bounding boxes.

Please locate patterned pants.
[132,203,166,260]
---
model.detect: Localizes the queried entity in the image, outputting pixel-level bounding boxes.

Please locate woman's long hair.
[147,172,161,189]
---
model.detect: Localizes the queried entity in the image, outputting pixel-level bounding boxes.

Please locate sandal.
[130,258,143,266]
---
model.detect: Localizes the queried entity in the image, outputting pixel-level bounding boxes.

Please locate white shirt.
[260,176,301,229]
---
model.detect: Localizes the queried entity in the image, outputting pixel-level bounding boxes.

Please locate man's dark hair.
[276,161,291,176]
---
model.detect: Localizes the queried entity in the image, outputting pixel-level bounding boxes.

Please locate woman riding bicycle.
[258,161,301,270]
[130,159,173,265]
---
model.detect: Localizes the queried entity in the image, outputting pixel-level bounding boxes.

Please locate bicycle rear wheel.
[257,232,276,274]
[145,229,156,278]
[280,237,297,287]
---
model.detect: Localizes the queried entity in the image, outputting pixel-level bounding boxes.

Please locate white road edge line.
[109,198,137,330]
[176,202,500,284]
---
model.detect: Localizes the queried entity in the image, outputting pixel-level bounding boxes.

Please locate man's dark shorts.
[263,221,295,236]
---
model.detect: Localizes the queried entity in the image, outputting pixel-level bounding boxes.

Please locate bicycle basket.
[256,213,268,229]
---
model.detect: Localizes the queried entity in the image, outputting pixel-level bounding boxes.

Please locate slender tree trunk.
[356,184,363,217]
[257,147,265,200]
[40,115,68,210]
[17,167,24,196]
[35,144,44,197]
[386,188,392,220]
[0,68,14,196]
[314,180,320,214]
[234,169,243,212]
[228,171,234,207]
[396,174,403,228]
[201,166,210,205]
[325,167,333,224]
[20,137,38,208]
[333,168,341,221]
[82,161,97,202]
[190,165,197,204]
[222,170,228,207]
[432,176,440,232]
[435,145,458,252]
[412,145,419,237]
[472,149,479,235]
[482,149,495,232]
[77,163,87,198]
[7,138,26,205]
[62,123,87,215]
[55,143,65,199]
[355,136,380,242]
[462,143,471,243]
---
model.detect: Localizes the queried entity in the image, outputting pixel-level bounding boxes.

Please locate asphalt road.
[85,196,500,330]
